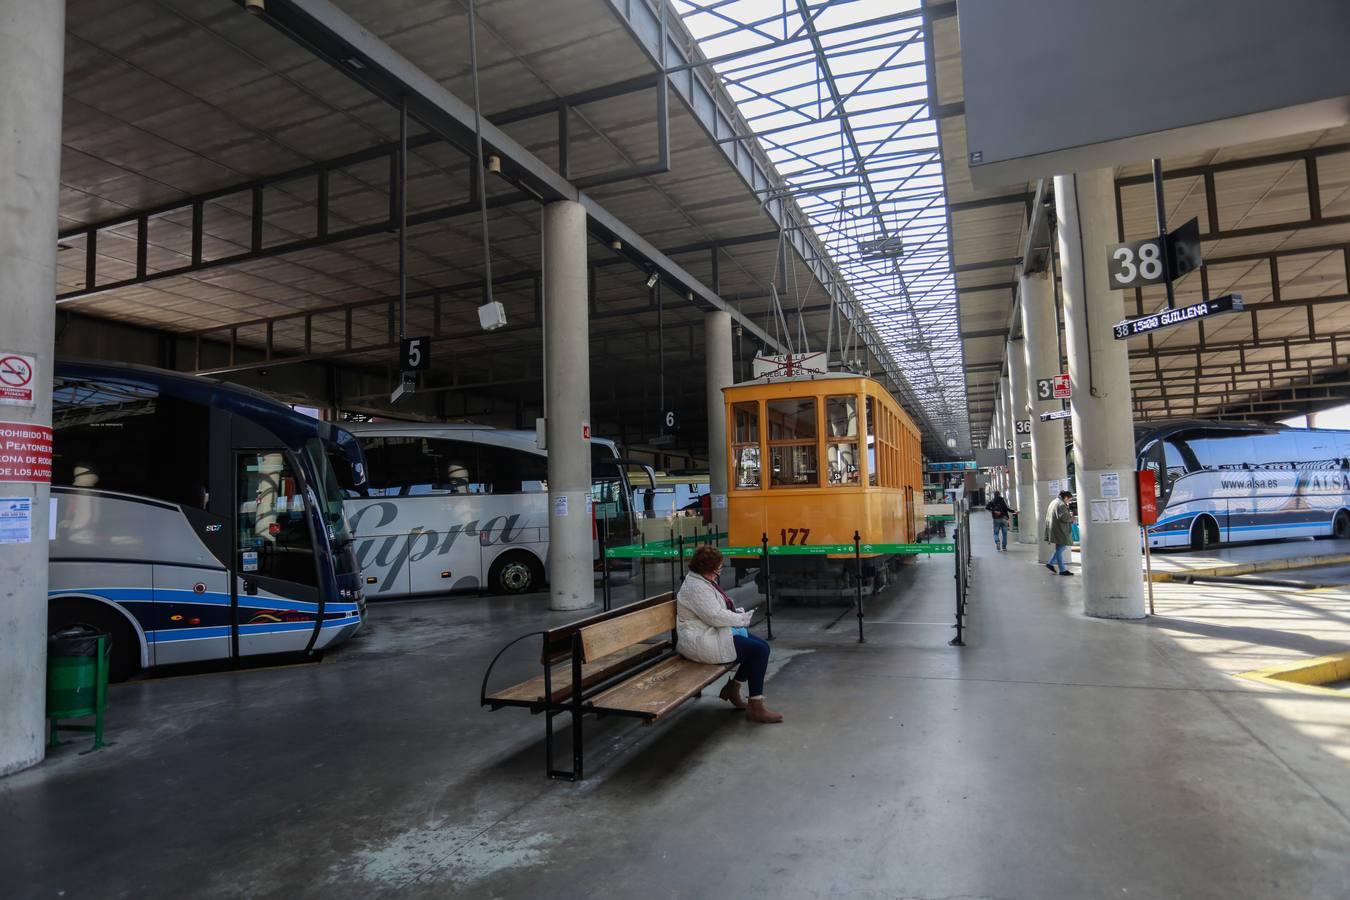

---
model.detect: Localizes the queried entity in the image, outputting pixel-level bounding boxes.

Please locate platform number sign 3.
[401,336,430,371]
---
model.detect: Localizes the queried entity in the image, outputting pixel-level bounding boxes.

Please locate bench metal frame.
[481,594,724,780]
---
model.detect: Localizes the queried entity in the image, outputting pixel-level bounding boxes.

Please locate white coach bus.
[1136,421,1350,549]
[341,424,647,598]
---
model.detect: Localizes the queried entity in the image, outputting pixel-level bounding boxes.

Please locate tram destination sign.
[1112,293,1243,340]
[1039,409,1072,422]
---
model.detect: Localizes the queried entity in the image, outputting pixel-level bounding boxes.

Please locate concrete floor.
[2,513,1348,899]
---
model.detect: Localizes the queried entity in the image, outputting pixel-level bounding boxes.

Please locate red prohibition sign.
[0,356,33,388]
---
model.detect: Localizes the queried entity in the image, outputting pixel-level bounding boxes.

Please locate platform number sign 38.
[1107,237,1168,289]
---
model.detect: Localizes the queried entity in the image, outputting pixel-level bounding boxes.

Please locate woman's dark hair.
[1059,490,1073,499]
[689,544,724,575]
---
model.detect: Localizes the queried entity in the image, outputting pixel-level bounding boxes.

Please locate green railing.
[605,541,954,559]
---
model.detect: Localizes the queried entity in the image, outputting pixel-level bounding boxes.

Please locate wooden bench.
[480,592,733,780]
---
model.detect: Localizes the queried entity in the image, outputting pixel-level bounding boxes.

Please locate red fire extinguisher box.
[1136,470,1158,526]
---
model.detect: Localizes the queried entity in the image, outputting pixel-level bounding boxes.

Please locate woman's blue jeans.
[732,633,771,696]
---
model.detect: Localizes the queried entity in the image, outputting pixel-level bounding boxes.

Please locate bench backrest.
[539,592,673,664]
[578,601,676,664]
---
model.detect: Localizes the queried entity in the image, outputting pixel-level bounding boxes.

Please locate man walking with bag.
[985,490,1014,551]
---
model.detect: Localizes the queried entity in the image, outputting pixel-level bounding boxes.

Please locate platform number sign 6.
[401,336,430,371]
[664,410,677,431]
[1107,237,1168,289]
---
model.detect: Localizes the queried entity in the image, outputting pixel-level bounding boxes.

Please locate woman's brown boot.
[719,679,748,710]
[746,697,783,724]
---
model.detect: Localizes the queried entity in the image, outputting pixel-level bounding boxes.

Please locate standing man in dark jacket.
[985,490,1013,551]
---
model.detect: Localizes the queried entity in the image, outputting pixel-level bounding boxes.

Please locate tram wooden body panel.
[724,375,924,553]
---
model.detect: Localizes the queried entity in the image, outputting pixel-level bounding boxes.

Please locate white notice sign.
[0,496,33,544]
[711,493,727,509]
[553,495,569,518]
[1110,499,1131,522]
[1048,479,1060,495]
[1089,499,1111,524]
[1099,472,1121,499]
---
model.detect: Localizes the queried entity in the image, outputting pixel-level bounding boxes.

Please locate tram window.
[865,397,878,486]
[735,446,761,489]
[770,445,818,487]
[767,398,817,488]
[236,451,316,586]
[732,402,761,489]
[826,396,858,437]
[826,442,859,485]
[767,398,817,440]
[733,402,759,443]
[824,396,859,487]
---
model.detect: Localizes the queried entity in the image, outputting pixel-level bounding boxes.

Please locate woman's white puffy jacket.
[675,572,752,665]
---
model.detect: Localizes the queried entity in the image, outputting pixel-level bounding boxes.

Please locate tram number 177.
[780,528,811,545]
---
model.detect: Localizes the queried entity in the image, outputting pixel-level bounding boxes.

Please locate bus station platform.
[1147,537,1350,581]
[2,514,1347,899]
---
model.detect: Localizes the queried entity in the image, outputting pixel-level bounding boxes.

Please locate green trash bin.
[1011,512,1019,532]
[47,625,111,753]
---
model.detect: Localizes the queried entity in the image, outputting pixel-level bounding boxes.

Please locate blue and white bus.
[48,361,368,680]
[1136,421,1350,550]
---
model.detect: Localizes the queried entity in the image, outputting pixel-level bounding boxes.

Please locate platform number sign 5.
[401,336,430,371]
[1106,237,1168,289]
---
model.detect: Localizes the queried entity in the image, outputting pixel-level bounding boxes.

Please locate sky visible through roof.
[674,0,968,450]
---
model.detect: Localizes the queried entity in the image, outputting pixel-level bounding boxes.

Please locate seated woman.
[675,545,783,724]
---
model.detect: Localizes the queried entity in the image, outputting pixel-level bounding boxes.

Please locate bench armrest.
[479,630,548,707]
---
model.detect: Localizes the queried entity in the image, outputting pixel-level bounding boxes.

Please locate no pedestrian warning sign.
[0,421,53,483]
[0,353,36,407]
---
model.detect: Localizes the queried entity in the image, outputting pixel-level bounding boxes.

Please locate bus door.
[233,450,323,657]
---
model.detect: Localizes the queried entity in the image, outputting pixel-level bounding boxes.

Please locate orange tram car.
[724,373,925,596]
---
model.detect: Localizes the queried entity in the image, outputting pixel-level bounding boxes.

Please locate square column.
[543,200,594,611]
[1054,170,1145,619]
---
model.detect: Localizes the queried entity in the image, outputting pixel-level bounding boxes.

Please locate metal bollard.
[853,531,864,643]
[760,532,774,641]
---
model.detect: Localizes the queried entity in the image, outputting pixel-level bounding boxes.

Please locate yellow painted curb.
[1150,551,1350,583]
[1238,652,1350,696]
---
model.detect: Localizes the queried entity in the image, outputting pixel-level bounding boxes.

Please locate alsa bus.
[1136,421,1350,549]
[341,424,645,598]
[48,361,367,681]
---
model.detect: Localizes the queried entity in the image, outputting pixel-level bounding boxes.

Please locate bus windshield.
[304,437,354,545]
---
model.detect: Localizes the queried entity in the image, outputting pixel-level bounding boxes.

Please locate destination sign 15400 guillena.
[1113,293,1243,340]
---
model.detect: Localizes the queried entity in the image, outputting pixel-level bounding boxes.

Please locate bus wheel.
[1332,511,1350,540]
[48,600,140,683]
[1189,516,1218,551]
[489,551,544,595]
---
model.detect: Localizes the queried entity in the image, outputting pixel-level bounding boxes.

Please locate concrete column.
[0,0,64,776]
[993,398,1006,494]
[1021,270,1068,563]
[704,310,733,534]
[1006,338,1036,543]
[543,200,593,611]
[998,375,1017,506]
[1054,169,1145,619]
[989,399,1001,493]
